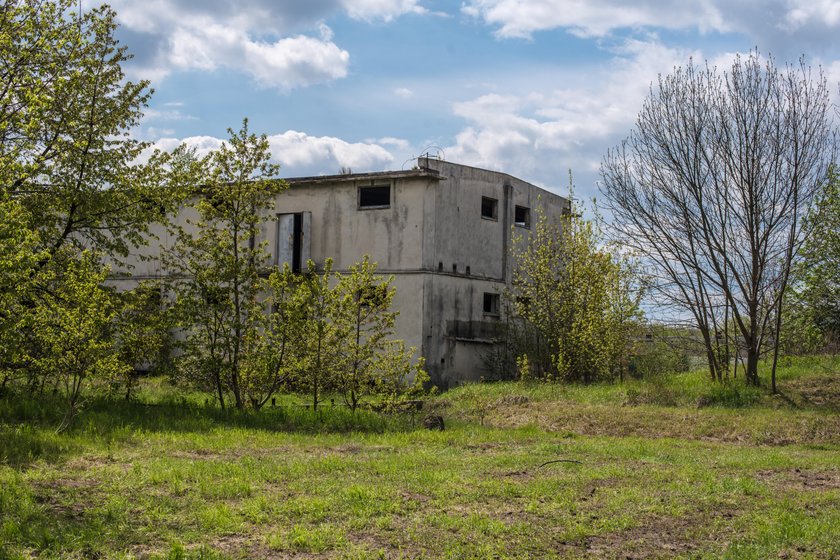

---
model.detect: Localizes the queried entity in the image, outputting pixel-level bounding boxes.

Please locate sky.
[109,0,840,201]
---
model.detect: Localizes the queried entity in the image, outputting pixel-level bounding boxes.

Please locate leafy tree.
[293,259,343,412]
[1,1,170,267]
[0,195,43,383]
[600,52,835,389]
[332,256,424,412]
[112,282,174,400]
[786,168,840,352]
[31,251,129,431]
[166,120,285,409]
[506,201,642,383]
[241,264,307,410]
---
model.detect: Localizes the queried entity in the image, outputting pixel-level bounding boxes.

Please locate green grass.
[1,355,838,558]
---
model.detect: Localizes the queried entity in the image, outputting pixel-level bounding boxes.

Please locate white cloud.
[394,87,414,98]
[445,40,692,195]
[461,0,727,38]
[461,0,840,50]
[341,0,427,21]
[147,131,396,176]
[109,0,429,88]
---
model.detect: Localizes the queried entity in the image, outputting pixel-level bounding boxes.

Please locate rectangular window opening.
[514,205,531,228]
[277,212,311,273]
[481,196,498,220]
[359,184,391,208]
[483,292,500,316]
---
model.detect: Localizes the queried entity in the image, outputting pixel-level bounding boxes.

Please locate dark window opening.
[452,263,457,274]
[291,213,303,273]
[481,196,498,220]
[483,292,500,316]
[438,262,443,272]
[359,185,390,208]
[515,205,531,228]
[465,266,471,275]
[278,212,310,273]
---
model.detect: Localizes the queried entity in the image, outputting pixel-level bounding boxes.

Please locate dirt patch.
[485,401,840,446]
[496,395,530,406]
[784,375,840,410]
[756,468,840,492]
[580,508,738,559]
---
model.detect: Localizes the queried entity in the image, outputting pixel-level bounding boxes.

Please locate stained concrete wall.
[416,157,569,387]
[108,159,568,388]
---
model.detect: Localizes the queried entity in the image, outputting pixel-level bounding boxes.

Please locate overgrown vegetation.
[1,356,838,558]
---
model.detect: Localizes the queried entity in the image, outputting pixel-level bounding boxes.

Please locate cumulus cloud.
[461,0,840,54]
[394,87,414,98]
[461,0,727,38]
[445,40,692,195]
[148,131,396,176]
[109,0,427,88]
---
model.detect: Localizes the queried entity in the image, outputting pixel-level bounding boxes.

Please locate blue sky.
[112,0,840,200]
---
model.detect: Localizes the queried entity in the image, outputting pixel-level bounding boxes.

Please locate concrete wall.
[108,159,568,388]
[416,157,569,386]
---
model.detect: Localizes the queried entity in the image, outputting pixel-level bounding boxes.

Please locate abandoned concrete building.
[117,157,569,388]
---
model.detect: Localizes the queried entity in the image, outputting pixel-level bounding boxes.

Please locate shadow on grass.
[0,392,412,470]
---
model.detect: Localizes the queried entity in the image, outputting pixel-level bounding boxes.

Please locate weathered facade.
[115,157,569,387]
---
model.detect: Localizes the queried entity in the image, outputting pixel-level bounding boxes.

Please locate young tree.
[332,256,422,412]
[112,282,174,400]
[788,168,840,351]
[0,195,43,382]
[240,264,307,410]
[507,202,642,383]
[293,259,343,412]
[166,120,285,409]
[31,251,130,431]
[600,52,835,388]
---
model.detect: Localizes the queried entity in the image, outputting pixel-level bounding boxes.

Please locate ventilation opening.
[514,205,531,228]
[481,196,498,220]
[359,185,390,208]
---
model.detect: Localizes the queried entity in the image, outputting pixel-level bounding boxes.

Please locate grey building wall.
[110,158,568,388]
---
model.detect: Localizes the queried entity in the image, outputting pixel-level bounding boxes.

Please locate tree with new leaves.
[31,250,129,431]
[1,0,172,266]
[293,258,343,412]
[600,52,835,388]
[166,120,286,409]
[332,256,425,412]
[241,263,307,410]
[785,168,840,352]
[507,199,642,383]
[0,195,43,381]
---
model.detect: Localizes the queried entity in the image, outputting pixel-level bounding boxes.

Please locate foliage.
[332,256,425,412]
[600,51,836,388]
[112,282,175,400]
[30,251,130,430]
[1,0,171,264]
[787,167,840,350]
[165,120,285,409]
[502,200,643,383]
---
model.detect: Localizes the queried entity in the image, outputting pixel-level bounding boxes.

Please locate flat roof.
[285,167,441,185]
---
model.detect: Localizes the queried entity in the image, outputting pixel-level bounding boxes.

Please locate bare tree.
[600,52,835,389]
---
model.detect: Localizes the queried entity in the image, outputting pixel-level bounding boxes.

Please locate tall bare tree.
[600,52,835,388]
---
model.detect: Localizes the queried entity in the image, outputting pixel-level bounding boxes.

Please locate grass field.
[1,355,839,559]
